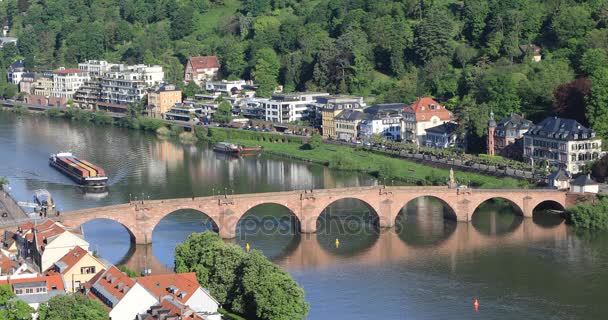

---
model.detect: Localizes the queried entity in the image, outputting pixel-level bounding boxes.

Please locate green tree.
[580,48,608,76]
[552,5,595,44]
[0,284,34,320]
[252,48,280,97]
[304,134,322,150]
[587,67,608,138]
[37,294,108,320]
[213,100,233,124]
[413,8,454,63]
[170,5,194,40]
[182,81,200,99]
[232,251,309,320]
[175,232,246,304]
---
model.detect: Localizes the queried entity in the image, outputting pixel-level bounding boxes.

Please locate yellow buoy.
[246,243,250,253]
[335,238,340,248]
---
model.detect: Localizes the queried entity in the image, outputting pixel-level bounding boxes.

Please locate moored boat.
[213,142,263,156]
[49,152,108,188]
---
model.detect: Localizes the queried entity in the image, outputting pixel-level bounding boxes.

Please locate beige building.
[147,84,182,118]
[184,56,220,86]
[45,246,107,292]
[33,76,53,97]
[334,109,366,142]
[402,97,454,144]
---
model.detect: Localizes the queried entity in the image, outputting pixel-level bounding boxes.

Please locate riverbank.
[1,107,528,188]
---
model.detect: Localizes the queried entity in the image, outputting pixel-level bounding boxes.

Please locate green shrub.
[12,105,28,115]
[46,107,62,118]
[565,196,608,230]
[93,111,113,125]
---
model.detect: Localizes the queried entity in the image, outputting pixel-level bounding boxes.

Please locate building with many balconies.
[51,68,90,100]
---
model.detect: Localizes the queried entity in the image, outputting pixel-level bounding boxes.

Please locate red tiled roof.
[135,272,201,304]
[189,56,220,70]
[53,68,87,74]
[44,246,91,275]
[0,274,65,291]
[0,253,18,274]
[87,266,135,303]
[141,297,205,320]
[403,97,453,122]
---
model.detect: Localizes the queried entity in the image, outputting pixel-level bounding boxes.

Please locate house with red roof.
[137,296,210,320]
[84,265,158,320]
[0,273,66,309]
[45,246,109,292]
[135,272,220,319]
[184,56,220,86]
[402,97,454,144]
[11,219,89,272]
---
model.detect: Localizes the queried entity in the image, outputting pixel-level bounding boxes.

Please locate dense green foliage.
[213,100,234,124]
[0,284,34,320]
[37,293,108,320]
[117,265,139,277]
[174,232,309,320]
[565,196,608,230]
[2,0,608,141]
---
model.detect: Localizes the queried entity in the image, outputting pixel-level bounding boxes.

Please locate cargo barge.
[213,142,263,156]
[49,152,108,188]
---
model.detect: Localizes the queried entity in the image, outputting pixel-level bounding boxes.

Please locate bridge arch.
[235,202,301,238]
[394,195,458,223]
[471,197,524,236]
[394,196,458,247]
[531,200,566,228]
[316,197,381,235]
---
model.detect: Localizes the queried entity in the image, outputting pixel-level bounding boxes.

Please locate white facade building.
[51,68,90,100]
[524,117,603,174]
[261,92,329,123]
[359,104,405,141]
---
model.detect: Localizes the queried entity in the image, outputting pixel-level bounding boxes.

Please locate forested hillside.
[2,0,608,142]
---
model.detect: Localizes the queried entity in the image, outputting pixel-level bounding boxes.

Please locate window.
[15,289,22,295]
[81,266,96,274]
[25,288,33,294]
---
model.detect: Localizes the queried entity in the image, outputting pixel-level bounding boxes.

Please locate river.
[1,112,607,319]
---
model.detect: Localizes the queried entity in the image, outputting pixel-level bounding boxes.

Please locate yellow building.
[147,84,182,118]
[33,76,53,97]
[317,96,365,139]
[45,246,108,292]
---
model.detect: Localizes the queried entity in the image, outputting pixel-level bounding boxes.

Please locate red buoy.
[474,298,479,312]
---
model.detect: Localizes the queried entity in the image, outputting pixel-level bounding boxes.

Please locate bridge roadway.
[0,185,575,245]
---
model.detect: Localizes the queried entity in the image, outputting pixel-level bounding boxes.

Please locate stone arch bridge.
[45,186,580,245]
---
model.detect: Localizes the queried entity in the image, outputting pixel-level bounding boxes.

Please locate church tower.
[487,111,496,156]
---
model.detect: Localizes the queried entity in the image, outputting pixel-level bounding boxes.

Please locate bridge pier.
[300,215,318,234]
[131,229,153,245]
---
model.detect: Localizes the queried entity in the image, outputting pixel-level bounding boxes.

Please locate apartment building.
[261,92,329,123]
[51,68,90,100]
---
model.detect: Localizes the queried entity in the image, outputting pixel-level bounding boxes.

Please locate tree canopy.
[174,231,309,319]
[37,294,108,320]
[3,0,608,138]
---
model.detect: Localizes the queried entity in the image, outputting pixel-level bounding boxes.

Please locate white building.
[359,104,405,141]
[402,97,454,144]
[136,272,221,319]
[205,80,249,95]
[78,60,117,76]
[98,64,164,111]
[261,92,329,123]
[86,266,158,320]
[185,56,220,86]
[51,67,90,100]
[7,60,25,85]
[570,175,599,194]
[524,117,603,174]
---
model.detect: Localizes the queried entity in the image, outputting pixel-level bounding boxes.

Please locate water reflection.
[235,203,300,260]
[316,199,380,256]
[395,197,457,247]
[472,199,524,236]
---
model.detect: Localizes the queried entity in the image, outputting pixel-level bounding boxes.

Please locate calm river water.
[1,112,608,319]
